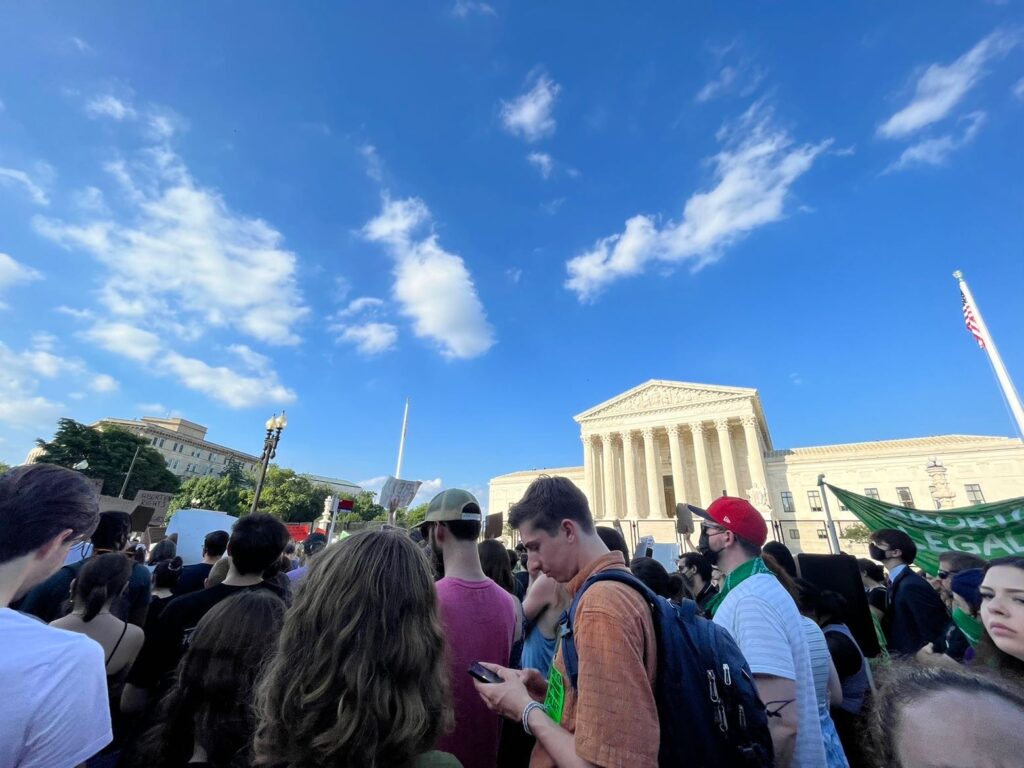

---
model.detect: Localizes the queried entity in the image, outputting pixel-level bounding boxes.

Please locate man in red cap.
[693,496,824,768]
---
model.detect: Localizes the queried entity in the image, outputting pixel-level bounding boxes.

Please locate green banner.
[829,485,1024,575]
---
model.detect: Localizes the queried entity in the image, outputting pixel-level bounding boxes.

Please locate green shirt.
[414,750,463,768]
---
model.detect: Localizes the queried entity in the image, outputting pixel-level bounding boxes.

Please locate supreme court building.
[489,380,1024,554]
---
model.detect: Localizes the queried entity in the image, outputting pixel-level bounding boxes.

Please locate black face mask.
[698,531,720,566]
[868,544,888,562]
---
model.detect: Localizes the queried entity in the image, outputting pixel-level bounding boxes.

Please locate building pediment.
[574,380,758,424]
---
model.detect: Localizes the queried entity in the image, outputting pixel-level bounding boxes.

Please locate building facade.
[95,417,261,480]
[489,380,1024,555]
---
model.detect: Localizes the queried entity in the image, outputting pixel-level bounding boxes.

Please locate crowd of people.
[3,462,1024,767]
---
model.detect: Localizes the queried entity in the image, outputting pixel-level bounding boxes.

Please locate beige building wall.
[95,417,261,480]
[488,380,1024,555]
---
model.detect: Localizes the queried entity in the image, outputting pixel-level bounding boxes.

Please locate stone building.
[489,380,1024,555]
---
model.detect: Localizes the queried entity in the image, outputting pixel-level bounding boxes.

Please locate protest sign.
[829,484,1024,575]
[379,476,422,511]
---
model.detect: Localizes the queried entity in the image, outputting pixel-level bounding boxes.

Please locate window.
[172,460,179,470]
[158,438,165,448]
[864,488,879,500]
[788,529,800,541]
[172,442,179,451]
[896,487,914,508]
[816,529,828,540]
[807,490,823,512]
[965,484,985,505]
[151,437,157,444]
[208,452,214,461]
[781,491,795,514]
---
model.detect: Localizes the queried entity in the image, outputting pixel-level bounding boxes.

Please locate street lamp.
[250,411,287,515]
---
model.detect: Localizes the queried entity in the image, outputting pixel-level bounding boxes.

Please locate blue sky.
[1,2,1022,507]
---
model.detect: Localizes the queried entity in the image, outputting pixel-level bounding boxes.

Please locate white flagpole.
[955,270,1024,439]
[395,398,410,479]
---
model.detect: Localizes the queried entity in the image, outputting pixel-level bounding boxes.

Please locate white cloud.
[505,267,522,283]
[136,402,167,414]
[527,151,554,179]
[411,477,443,506]
[360,144,384,182]
[500,73,560,142]
[0,341,66,429]
[82,321,162,362]
[1013,77,1024,100]
[878,29,1018,139]
[71,186,109,214]
[565,104,830,301]
[338,322,399,355]
[70,36,93,54]
[85,94,137,121]
[33,143,308,345]
[228,343,274,373]
[0,167,50,205]
[363,197,495,359]
[452,0,496,17]
[885,111,986,172]
[163,352,296,408]
[55,305,95,320]
[789,372,803,386]
[541,197,566,216]
[90,373,119,392]
[0,253,42,307]
[338,296,386,318]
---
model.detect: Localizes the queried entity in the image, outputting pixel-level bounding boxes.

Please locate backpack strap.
[562,570,658,689]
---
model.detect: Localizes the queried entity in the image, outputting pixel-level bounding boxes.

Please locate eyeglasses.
[937,569,955,580]
[701,524,728,537]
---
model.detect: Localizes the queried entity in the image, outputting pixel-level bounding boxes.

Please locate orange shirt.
[530,552,659,768]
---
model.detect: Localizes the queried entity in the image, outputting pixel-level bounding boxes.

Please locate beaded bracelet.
[521,700,547,736]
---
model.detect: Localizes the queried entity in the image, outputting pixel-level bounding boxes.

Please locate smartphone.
[467,662,503,684]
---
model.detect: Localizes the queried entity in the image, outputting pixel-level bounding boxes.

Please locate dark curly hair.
[129,590,285,768]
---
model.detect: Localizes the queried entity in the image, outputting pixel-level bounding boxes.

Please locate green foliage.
[342,490,387,522]
[0,461,10,476]
[219,457,250,487]
[841,522,871,544]
[241,465,333,523]
[169,473,249,518]
[35,418,179,497]
[399,502,429,528]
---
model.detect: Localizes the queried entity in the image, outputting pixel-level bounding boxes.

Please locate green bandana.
[952,606,983,647]
[705,556,772,617]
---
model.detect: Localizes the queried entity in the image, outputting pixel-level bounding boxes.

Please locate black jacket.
[884,567,949,656]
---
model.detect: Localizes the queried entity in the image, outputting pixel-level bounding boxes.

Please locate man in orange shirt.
[474,476,659,768]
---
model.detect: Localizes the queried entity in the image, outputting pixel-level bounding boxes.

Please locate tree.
[0,461,10,476]
[241,465,333,522]
[35,418,179,497]
[342,491,386,523]
[219,457,249,487]
[169,474,249,519]
[841,522,871,545]
[397,502,429,528]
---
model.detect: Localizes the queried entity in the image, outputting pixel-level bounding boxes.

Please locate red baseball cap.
[692,496,768,547]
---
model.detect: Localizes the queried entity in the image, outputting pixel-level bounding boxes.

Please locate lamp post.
[250,411,287,515]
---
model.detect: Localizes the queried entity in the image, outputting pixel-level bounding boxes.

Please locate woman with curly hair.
[129,589,286,768]
[253,530,460,768]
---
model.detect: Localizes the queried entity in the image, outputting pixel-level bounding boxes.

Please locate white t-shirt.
[714,573,825,768]
[0,608,112,768]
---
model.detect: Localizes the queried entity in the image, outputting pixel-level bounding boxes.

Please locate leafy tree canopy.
[0,461,10,476]
[169,473,250,519]
[35,418,179,497]
[241,465,333,523]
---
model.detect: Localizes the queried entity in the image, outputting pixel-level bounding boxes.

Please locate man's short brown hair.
[508,476,594,535]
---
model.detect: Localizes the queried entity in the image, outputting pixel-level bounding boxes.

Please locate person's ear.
[561,519,576,542]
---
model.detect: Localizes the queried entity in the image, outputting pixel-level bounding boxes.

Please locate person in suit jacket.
[869,528,949,656]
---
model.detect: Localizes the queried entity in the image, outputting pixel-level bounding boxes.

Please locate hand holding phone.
[467,661,504,684]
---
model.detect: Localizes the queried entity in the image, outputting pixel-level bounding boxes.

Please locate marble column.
[641,427,666,518]
[690,422,712,508]
[741,415,771,512]
[582,434,596,511]
[715,418,740,497]
[621,429,640,519]
[666,424,688,512]
[601,433,617,520]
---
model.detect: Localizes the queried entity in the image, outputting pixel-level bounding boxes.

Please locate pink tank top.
[435,577,516,768]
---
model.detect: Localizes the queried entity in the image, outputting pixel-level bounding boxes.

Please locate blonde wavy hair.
[253,530,452,768]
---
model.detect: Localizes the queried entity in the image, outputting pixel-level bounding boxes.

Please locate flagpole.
[955,270,1024,439]
[395,398,410,479]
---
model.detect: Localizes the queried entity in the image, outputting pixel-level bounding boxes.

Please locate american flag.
[962,291,986,349]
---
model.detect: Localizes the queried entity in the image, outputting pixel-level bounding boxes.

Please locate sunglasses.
[701,524,728,537]
[937,569,955,580]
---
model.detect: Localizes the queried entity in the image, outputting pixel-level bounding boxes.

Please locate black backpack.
[562,570,774,767]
